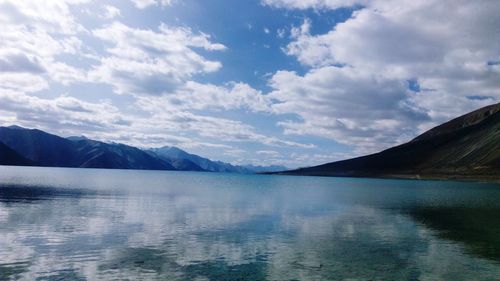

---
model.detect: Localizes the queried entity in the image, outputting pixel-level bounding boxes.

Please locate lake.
[0,166,499,280]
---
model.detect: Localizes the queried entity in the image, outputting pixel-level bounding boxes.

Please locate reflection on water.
[0,166,499,280]
[409,206,500,260]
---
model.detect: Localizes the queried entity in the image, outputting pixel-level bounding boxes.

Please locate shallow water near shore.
[0,165,499,280]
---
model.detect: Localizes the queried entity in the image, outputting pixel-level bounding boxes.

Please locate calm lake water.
[0,166,499,280]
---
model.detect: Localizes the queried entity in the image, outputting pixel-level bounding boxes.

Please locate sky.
[0,0,499,168]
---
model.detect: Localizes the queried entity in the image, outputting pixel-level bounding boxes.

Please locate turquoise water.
[0,166,499,280]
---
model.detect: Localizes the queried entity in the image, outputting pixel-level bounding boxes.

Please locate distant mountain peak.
[149,146,285,173]
[159,146,185,153]
[7,125,27,130]
[67,135,89,141]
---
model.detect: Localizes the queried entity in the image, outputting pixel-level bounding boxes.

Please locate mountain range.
[273,103,500,181]
[2,103,498,180]
[0,126,286,173]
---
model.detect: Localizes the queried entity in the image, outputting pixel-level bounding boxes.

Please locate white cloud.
[0,87,297,151]
[133,100,314,149]
[170,81,271,112]
[103,5,121,19]
[90,22,226,96]
[0,73,49,93]
[0,51,45,73]
[0,0,90,88]
[0,0,316,164]
[257,150,281,157]
[0,0,89,34]
[262,0,366,10]
[0,90,129,134]
[1,0,497,166]
[268,67,426,154]
[267,0,500,153]
[130,0,173,9]
[276,28,286,38]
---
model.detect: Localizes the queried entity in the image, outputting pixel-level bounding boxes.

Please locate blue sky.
[0,0,498,167]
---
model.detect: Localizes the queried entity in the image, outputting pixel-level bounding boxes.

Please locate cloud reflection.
[0,167,499,280]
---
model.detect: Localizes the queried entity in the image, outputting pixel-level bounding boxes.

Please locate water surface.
[0,166,499,280]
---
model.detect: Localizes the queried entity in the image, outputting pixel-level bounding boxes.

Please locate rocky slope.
[276,103,500,181]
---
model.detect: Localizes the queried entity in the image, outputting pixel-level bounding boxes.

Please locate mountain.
[0,127,174,170]
[145,148,205,171]
[0,126,83,167]
[0,126,284,173]
[66,135,89,141]
[0,141,36,166]
[168,158,206,171]
[242,164,288,173]
[275,103,500,181]
[149,146,251,173]
[149,147,288,173]
[72,139,174,170]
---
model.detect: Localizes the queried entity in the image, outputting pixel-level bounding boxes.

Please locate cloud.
[133,100,314,149]
[90,22,226,96]
[262,0,366,10]
[0,73,49,93]
[0,52,45,73]
[266,0,500,153]
[0,0,89,34]
[0,86,301,151]
[256,150,281,157]
[276,28,286,38]
[156,81,272,112]
[0,90,130,134]
[0,0,90,88]
[237,150,357,168]
[130,0,173,9]
[1,0,497,166]
[0,0,315,165]
[268,67,428,154]
[103,5,121,19]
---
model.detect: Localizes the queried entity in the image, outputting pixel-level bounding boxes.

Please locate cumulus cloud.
[0,0,89,88]
[267,0,500,153]
[140,81,272,112]
[0,0,319,166]
[268,67,428,153]
[1,0,497,166]
[90,22,226,96]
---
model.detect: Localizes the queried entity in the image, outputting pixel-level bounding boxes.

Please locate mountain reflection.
[408,206,500,261]
[0,185,108,203]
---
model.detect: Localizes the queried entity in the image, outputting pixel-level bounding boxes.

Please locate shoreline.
[263,171,500,184]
